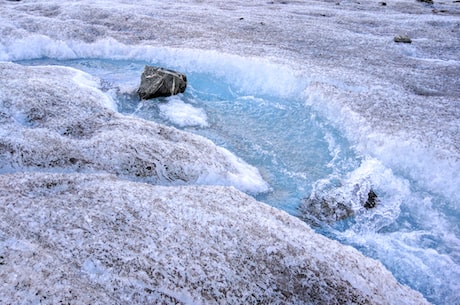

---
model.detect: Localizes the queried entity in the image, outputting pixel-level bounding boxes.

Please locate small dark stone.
[364,189,378,209]
[137,66,187,100]
[380,2,387,6]
[394,34,412,43]
[417,0,434,4]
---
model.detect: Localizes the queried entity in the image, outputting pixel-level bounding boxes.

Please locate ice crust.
[0,172,429,304]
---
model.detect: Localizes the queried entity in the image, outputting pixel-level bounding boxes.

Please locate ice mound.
[0,172,429,304]
[0,62,268,194]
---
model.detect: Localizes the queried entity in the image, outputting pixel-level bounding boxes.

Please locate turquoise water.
[22,58,358,215]
[152,72,359,215]
[17,58,459,304]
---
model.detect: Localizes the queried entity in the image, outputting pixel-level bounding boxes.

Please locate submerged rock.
[364,189,378,209]
[137,65,187,99]
[301,192,354,224]
[301,177,378,224]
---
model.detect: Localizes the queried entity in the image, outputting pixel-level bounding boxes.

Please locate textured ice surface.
[0,172,429,305]
[0,0,459,304]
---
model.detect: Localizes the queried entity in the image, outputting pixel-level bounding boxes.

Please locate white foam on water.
[1,36,306,98]
[158,97,209,128]
[0,35,77,61]
[304,84,460,208]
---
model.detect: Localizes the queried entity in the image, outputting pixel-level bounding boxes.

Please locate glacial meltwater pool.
[17,57,459,304]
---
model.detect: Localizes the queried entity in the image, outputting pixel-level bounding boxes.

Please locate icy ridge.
[0,172,429,304]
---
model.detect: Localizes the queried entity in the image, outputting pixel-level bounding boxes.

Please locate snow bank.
[0,62,268,194]
[0,172,429,304]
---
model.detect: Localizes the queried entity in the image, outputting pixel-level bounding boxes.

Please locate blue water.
[17,58,460,305]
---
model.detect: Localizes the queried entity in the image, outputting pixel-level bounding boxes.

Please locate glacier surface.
[0,172,428,304]
[0,0,459,304]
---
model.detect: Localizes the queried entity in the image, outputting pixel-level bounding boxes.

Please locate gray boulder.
[137,65,187,99]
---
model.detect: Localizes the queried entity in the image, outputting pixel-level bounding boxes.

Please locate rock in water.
[301,174,380,225]
[137,65,187,99]
[364,189,378,209]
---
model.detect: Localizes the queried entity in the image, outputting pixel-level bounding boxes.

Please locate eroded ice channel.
[18,57,459,305]
[20,58,358,214]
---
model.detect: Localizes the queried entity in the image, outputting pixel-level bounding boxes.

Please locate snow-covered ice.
[0,0,458,304]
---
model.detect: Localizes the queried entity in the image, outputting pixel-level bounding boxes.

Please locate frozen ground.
[0,0,459,304]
